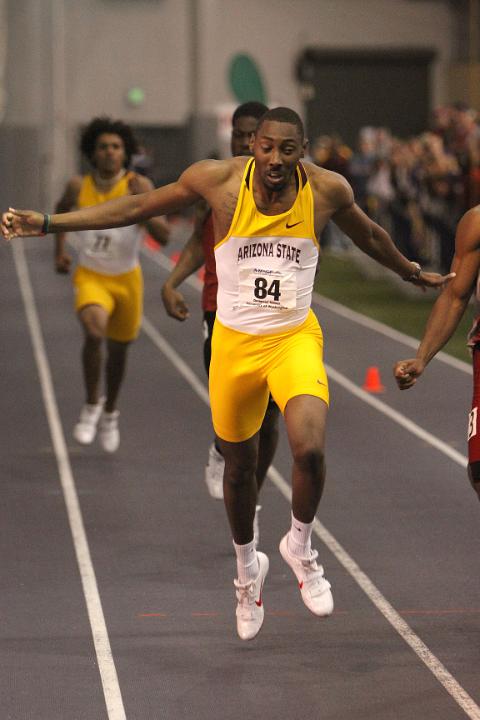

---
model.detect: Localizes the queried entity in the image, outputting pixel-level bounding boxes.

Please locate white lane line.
[326,364,468,468]
[12,240,126,720]
[141,315,209,405]
[141,308,478,718]
[267,465,480,720]
[313,291,472,374]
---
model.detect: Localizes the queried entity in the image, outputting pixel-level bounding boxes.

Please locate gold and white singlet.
[74,173,143,276]
[214,158,319,335]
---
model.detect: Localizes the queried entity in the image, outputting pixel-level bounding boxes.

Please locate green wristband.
[41,213,50,235]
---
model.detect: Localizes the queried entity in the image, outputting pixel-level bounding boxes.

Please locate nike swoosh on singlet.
[285,220,303,229]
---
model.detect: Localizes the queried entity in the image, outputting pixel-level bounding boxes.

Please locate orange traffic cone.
[362,366,385,393]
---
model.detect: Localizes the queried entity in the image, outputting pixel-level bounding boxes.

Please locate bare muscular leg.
[78,304,108,404]
[217,434,259,545]
[284,394,328,522]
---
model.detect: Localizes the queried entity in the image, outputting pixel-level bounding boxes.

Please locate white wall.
[64,0,191,125]
[198,0,453,114]
[4,0,455,127]
[1,0,457,208]
[4,0,49,124]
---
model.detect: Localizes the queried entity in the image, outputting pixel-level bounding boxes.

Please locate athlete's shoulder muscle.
[179,157,248,232]
[304,162,353,211]
[179,158,244,201]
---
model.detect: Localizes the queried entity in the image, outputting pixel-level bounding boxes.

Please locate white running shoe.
[279,533,333,617]
[73,398,104,445]
[234,551,269,641]
[253,505,262,548]
[99,410,120,453]
[205,443,224,499]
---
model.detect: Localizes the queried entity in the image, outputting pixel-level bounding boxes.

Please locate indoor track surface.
[1,225,479,720]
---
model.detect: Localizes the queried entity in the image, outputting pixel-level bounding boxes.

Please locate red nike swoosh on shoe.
[255,590,263,607]
[299,581,304,589]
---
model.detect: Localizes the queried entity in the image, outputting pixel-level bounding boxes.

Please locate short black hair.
[232,101,269,124]
[256,106,304,141]
[80,117,139,168]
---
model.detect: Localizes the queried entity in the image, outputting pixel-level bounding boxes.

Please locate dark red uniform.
[468,341,480,467]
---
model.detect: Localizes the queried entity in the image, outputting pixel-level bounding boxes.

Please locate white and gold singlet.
[214,158,319,335]
[74,173,143,276]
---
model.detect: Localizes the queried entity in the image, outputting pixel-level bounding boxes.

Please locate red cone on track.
[362,366,385,393]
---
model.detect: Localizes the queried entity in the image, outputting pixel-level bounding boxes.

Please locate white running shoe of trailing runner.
[99,410,120,453]
[205,443,224,499]
[234,552,269,641]
[73,398,104,445]
[279,533,333,617]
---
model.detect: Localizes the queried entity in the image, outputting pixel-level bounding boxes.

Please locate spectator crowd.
[311,102,480,273]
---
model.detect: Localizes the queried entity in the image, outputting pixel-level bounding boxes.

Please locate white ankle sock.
[287,513,313,558]
[233,538,259,584]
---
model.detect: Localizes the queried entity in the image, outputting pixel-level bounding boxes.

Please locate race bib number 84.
[238,267,296,310]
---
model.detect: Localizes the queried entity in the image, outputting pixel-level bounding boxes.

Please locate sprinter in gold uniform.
[54,117,169,452]
[211,157,328,443]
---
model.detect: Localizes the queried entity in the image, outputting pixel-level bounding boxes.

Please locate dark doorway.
[297,48,436,148]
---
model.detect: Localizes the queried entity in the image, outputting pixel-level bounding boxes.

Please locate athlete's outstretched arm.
[2,182,195,239]
[394,208,480,389]
[332,198,453,289]
[1,160,224,240]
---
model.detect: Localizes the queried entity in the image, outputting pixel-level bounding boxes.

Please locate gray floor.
[1,229,479,720]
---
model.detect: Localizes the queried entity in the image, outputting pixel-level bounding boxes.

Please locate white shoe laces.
[299,550,329,597]
[234,579,260,621]
[234,578,255,600]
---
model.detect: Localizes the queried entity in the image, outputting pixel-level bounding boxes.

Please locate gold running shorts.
[73,264,143,342]
[209,309,329,442]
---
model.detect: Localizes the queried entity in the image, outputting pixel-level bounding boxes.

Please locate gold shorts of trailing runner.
[73,264,143,342]
[209,309,329,442]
